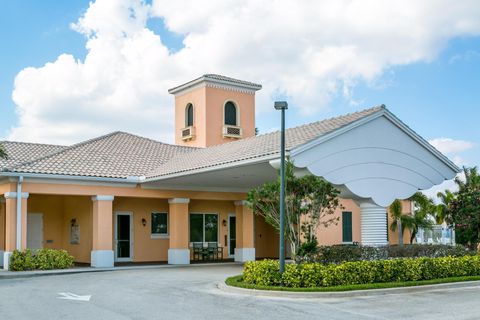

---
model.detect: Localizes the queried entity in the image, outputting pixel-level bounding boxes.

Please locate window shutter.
[342,211,353,243]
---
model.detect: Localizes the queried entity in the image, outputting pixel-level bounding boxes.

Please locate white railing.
[416,225,455,245]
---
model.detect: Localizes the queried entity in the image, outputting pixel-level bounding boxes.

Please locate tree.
[389,199,405,246]
[407,192,435,244]
[448,166,480,250]
[0,143,7,159]
[247,161,341,259]
[455,166,480,192]
[435,189,456,224]
[390,193,435,245]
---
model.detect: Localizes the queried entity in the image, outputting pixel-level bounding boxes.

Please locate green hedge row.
[297,244,474,264]
[10,249,75,271]
[243,256,480,288]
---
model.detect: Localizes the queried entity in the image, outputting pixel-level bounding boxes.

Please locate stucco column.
[359,200,388,246]
[0,197,5,267]
[234,200,255,262]
[2,192,28,269]
[91,195,114,267]
[168,198,190,265]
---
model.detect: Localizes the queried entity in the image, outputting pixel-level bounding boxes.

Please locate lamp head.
[274,101,288,110]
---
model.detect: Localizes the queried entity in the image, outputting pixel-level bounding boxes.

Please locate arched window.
[185,103,194,127]
[224,101,237,126]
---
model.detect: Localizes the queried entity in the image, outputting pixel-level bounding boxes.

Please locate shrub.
[243,255,480,288]
[9,249,74,271]
[307,244,474,265]
[9,249,36,271]
[34,249,75,270]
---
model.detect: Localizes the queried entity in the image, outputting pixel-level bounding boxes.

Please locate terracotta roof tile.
[0,141,66,170]
[3,106,383,180]
[9,132,195,179]
[146,106,384,179]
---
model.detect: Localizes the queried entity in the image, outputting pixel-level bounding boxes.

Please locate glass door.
[228,215,236,257]
[116,213,132,261]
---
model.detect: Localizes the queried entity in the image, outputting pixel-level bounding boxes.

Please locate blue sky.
[1,1,479,172]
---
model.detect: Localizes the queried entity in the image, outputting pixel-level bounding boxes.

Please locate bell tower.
[169,74,262,148]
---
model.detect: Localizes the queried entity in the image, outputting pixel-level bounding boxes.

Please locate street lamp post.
[274,101,288,274]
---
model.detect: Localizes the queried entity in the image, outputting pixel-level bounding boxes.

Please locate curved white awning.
[291,108,459,207]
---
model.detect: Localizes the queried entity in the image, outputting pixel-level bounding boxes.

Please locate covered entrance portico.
[290,108,460,245]
[0,180,256,270]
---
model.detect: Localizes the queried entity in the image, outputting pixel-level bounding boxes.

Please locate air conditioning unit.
[223,125,242,139]
[181,126,195,141]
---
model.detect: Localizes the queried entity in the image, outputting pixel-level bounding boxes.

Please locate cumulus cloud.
[422,138,474,201]
[8,0,480,144]
[429,138,475,154]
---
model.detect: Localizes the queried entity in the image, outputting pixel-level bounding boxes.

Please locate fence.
[416,225,455,245]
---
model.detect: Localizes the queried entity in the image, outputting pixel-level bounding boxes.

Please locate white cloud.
[449,50,480,64]
[422,137,474,201]
[428,138,475,154]
[7,0,480,144]
[422,171,467,203]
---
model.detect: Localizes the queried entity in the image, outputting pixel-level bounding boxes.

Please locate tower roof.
[168,74,262,95]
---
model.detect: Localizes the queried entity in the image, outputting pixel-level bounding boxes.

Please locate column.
[91,195,114,267]
[2,192,28,270]
[168,198,190,265]
[359,200,388,246]
[0,197,5,267]
[234,200,255,262]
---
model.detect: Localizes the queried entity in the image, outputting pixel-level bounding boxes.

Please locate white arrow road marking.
[57,292,91,302]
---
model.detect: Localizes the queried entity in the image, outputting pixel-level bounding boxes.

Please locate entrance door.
[27,213,43,249]
[115,212,133,262]
[228,214,236,258]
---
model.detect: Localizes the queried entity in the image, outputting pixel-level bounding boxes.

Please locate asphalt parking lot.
[1,264,480,320]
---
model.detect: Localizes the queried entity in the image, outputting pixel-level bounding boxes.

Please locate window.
[342,211,353,243]
[151,212,168,236]
[189,213,218,243]
[185,103,194,127]
[224,101,237,126]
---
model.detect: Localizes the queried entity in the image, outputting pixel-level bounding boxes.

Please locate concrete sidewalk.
[0,261,241,280]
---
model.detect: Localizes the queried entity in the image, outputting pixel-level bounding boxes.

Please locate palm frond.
[0,143,7,160]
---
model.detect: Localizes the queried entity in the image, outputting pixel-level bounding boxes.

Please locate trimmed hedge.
[243,256,480,288]
[9,249,75,271]
[298,244,474,264]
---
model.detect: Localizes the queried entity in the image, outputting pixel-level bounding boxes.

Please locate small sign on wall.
[70,218,80,245]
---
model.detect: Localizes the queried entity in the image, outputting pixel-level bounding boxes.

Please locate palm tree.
[389,199,405,246]
[436,189,456,225]
[455,166,480,192]
[407,192,435,244]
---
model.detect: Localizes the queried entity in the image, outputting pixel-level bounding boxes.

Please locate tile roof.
[1,106,383,180]
[168,74,262,94]
[8,132,195,179]
[146,105,384,179]
[0,141,66,170]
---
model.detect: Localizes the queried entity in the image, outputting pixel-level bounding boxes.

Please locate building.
[0,75,459,270]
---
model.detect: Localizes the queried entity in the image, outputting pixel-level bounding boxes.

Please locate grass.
[225,274,480,292]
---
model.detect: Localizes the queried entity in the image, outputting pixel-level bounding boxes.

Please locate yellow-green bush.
[9,249,74,271]
[243,255,480,288]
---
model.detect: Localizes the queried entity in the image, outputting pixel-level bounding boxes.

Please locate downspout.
[16,176,23,250]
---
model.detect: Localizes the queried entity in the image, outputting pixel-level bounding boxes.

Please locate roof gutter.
[0,172,145,184]
[143,154,281,183]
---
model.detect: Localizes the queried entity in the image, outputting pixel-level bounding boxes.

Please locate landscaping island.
[227,246,480,292]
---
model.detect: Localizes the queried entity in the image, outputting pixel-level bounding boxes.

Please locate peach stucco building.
[0,75,459,270]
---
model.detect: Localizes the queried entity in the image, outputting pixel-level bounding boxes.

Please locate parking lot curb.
[218,279,480,299]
